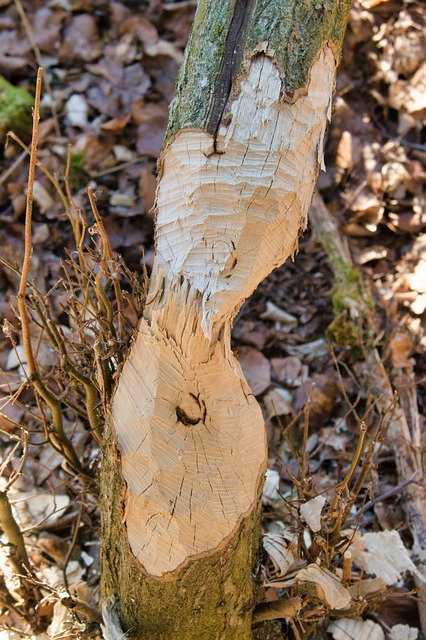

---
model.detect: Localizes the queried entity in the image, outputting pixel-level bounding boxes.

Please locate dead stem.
[58,593,103,625]
[17,68,42,379]
[0,491,30,573]
[342,550,352,587]
[349,475,418,523]
[31,294,102,441]
[339,422,366,496]
[253,597,302,623]
[16,69,86,477]
[7,132,83,248]
[63,506,82,592]
[88,186,125,342]
[2,431,29,493]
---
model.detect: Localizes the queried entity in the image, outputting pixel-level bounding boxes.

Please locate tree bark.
[100,2,350,638]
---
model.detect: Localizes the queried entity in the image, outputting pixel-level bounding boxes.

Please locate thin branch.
[0,491,30,573]
[63,506,82,592]
[16,69,86,477]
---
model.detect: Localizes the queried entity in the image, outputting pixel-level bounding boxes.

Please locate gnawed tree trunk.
[101,2,350,638]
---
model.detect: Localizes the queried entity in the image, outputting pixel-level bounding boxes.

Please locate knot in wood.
[176,393,205,426]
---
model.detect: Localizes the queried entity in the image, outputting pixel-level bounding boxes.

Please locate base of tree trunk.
[99,1,350,635]
[100,415,262,640]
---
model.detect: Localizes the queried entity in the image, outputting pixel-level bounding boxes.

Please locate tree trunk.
[100,2,350,638]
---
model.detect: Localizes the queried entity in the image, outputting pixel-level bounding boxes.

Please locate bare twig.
[88,186,125,341]
[342,550,352,587]
[63,506,82,592]
[16,69,86,477]
[0,491,30,573]
[59,592,103,625]
[253,597,302,623]
[2,431,29,493]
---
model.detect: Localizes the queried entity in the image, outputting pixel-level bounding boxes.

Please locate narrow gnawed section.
[152,47,335,337]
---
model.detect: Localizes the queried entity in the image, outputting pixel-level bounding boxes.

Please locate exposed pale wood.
[101,0,351,635]
[113,48,337,578]
[152,50,335,337]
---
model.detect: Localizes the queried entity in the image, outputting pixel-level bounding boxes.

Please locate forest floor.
[0,1,424,639]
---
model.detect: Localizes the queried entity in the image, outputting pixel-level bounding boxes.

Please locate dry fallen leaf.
[270,356,303,386]
[296,564,351,610]
[101,113,132,133]
[336,130,361,172]
[347,530,425,585]
[390,331,412,369]
[0,393,24,431]
[389,62,426,117]
[388,211,426,234]
[389,624,419,640]
[65,93,88,128]
[408,259,426,294]
[328,617,384,640]
[300,495,326,533]
[37,533,74,565]
[59,14,102,63]
[238,346,271,396]
[263,388,293,421]
[102,597,125,640]
[136,101,169,158]
[348,577,386,599]
[263,469,281,502]
[284,339,328,361]
[354,244,387,265]
[294,373,339,429]
[33,180,54,215]
[7,487,71,529]
[410,293,426,316]
[48,598,85,638]
[41,560,84,589]
[233,321,269,350]
[87,60,151,120]
[263,531,296,577]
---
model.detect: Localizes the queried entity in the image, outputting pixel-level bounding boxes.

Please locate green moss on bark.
[247,0,350,93]
[166,0,351,141]
[325,259,374,359]
[0,76,33,142]
[166,0,236,137]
